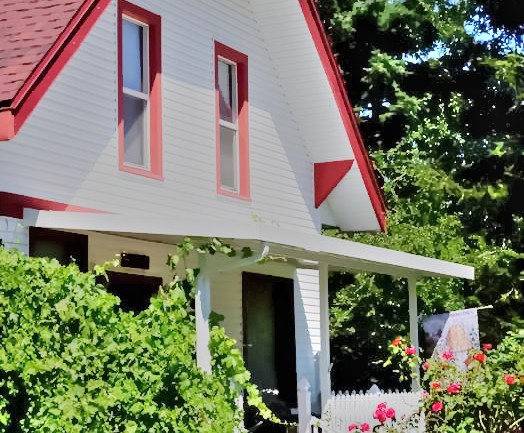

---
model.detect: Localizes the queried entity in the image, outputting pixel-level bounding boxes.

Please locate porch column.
[408,276,420,390]
[196,255,212,373]
[319,262,331,409]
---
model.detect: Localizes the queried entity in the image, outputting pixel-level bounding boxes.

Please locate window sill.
[119,164,164,181]
[217,187,251,202]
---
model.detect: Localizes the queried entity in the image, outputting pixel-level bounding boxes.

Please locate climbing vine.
[0,239,275,432]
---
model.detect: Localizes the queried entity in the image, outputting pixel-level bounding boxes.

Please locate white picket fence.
[297,379,423,433]
[321,388,422,432]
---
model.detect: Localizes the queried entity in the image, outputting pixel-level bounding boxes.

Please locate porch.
[22,209,474,432]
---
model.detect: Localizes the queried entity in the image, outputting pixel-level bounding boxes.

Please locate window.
[215,41,250,199]
[118,1,162,179]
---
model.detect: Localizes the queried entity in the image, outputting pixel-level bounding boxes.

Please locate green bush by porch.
[0,246,263,432]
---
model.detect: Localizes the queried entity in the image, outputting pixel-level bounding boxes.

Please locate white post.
[408,276,420,390]
[319,262,331,410]
[196,254,211,373]
[297,377,312,433]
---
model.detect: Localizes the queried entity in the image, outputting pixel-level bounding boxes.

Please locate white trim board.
[23,209,474,280]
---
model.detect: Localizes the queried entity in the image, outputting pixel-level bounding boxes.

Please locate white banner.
[422,308,480,369]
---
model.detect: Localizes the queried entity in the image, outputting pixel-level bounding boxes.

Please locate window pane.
[124,93,147,166]
[220,126,237,190]
[218,61,234,123]
[123,19,144,92]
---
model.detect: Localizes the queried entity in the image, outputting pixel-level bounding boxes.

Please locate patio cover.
[23,209,474,280]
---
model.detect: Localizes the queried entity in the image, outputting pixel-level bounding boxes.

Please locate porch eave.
[23,209,474,280]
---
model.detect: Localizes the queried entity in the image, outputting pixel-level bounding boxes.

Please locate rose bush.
[379,333,524,432]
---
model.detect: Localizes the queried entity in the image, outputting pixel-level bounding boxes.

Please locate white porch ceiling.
[24,209,474,280]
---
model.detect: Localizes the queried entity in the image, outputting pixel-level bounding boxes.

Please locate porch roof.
[23,209,474,280]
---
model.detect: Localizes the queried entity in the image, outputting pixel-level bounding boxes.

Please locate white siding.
[85,231,176,282]
[0,0,320,234]
[0,217,29,254]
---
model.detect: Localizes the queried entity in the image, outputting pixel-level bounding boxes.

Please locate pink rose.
[373,408,387,424]
[405,347,417,355]
[504,374,516,385]
[442,350,454,360]
[431,381,441,389]
[348,424,358,431]
[360,423,370,432]
[377,402,387,410]
[422,362,430,371]
[482,343,492,351]
[421,390,429,400]
[432,401,444,412]
[447,383,461,395]
[386,407,396,419]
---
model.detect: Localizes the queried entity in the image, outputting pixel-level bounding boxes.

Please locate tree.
[318,0,524,390]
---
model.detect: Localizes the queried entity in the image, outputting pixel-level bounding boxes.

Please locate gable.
[0,0,386,233]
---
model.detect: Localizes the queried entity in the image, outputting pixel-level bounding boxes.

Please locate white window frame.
[218,56,240,192]
[122,15,151,170]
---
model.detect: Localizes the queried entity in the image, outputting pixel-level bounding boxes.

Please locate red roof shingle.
[0,0,86,102]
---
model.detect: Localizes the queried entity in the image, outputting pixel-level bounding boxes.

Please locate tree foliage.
[318,0,524,390]
[0,244,271,432]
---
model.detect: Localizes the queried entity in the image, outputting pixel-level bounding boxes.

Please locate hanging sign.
[421,308,480,369]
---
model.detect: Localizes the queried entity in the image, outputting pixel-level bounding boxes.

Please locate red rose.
[432,401,444,412]
[360,423,370,432]
[422,362,430,371]
[348,424,357,431]
[391,337,402,347]
[431,381,442,389]
[504,374,516,385]
[442,350,454,360]
[377,402,387,410]
[482,343,492,351]
[405,347,417,355]
[447,383,462,395]
[386,408,396,419]
[473,352,486,363]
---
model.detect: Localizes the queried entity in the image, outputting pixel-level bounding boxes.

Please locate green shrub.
[0,244,268,432]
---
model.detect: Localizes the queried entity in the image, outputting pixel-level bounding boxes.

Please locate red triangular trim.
[298,0,387,231]
[314,160,354,208]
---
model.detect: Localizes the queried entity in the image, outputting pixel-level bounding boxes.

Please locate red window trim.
[215,41,250,200]
[118,0,163,180]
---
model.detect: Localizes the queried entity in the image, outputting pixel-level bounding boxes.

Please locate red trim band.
[0,192,103,219]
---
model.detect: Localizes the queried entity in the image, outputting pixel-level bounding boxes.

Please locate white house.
[0,0,474,430]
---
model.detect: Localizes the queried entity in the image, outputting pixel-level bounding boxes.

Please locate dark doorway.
[242,272,297,432]
[102,271,162,313]
[29,227,88,272]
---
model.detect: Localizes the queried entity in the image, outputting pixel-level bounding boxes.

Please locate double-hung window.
[119,1,162,179]
[215,42,250,199]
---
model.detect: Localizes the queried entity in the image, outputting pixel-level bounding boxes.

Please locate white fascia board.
[23,209,474,280]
